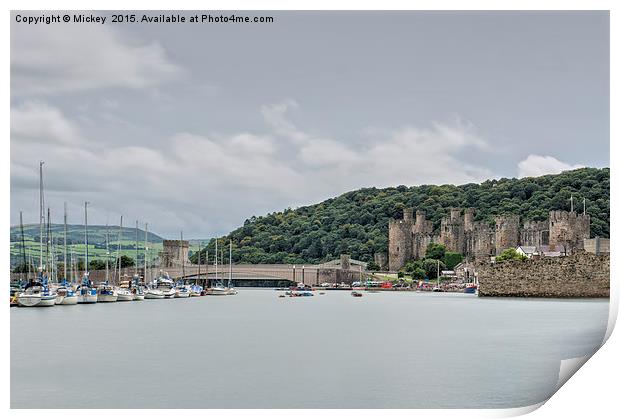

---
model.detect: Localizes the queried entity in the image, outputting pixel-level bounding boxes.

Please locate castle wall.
[495,215,520,255]
[549,211,591,253]
[520,220,549,247]
[477,252,609,298]
[388,206,592,271]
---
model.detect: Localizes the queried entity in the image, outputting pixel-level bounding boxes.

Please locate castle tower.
[464,208,475,232]
[403,208,414,222]
[388,208,415,271]
[548,210,591,254]
[440,208,465,254]
[161,240,190,268]
[494,215,520,255]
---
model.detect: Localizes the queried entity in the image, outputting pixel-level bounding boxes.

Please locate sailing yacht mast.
[215,239,218,284]
[229,240,232,288]
[19,211,28,282]
[197,242,201,286]
[181,230,186,279]
[39,161,44,274]
[135,221,139,277]
[46,207,51,279]
[144,223,148,284]
[105,223,110,282]
[117,216,123,283]
[63,202,68,281]
[84,202,89,275]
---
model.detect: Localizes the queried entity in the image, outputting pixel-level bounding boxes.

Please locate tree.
[12,262,35,274]
[443,252,463,270]
[89,259,106,270]
[116,255,135,268]
[421,258,445,279]
[366,261,380,271]
[425,243,446,261]
[411,267,426,280]
[495,248,527,263]
[397,271,405,279]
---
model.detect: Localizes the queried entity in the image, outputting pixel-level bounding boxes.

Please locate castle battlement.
[388,206,591,271]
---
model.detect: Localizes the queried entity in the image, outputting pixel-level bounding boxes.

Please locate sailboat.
[19,162,57,307]
[117,220,137,301]
[96,220,117,302]
[130,222,149,301]
[227,240,238,295]
[77,202,98,303]
[190,243,204,297]
[207,239,228,295]
[55,202,78,305]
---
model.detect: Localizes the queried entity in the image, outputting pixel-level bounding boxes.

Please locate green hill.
[193,167,610,265]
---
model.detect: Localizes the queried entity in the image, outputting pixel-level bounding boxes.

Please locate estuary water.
[11,290,609,409]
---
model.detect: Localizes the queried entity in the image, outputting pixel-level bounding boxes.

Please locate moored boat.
[189,284,203,297]
[97,282,118,302]
[175,284,191,298]
[55,281,78,305]
[464,283,478,294]
[351,291,363,297]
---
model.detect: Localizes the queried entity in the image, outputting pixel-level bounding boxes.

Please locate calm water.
[11,290,609,408]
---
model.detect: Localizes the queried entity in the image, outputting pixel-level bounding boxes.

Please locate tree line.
[189,168,609,265]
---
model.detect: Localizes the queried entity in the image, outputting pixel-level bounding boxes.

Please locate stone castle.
[388,207,590,271]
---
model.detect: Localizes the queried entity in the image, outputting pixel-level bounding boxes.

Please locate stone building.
[388,206,592,271]
[160,239,190,268]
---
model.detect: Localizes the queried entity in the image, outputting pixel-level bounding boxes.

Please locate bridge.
[9,256,370,287]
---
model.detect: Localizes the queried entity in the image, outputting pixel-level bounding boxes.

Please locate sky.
[10,11,609,238]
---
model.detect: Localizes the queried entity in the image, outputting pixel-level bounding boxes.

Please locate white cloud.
[517,155,584,178]
[11,102,81,145]
[11,100,496,237]
[11,23,183,95]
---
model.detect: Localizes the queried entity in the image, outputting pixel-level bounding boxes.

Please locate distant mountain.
[192,167,610,265]
[10,224,165,245]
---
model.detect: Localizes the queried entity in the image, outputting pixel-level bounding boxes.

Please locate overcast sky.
[10,11,609,238]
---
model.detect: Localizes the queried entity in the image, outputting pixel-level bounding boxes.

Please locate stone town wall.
[477,251,609,298]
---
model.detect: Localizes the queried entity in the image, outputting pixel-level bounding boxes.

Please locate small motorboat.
[351,291,363,297]
[206,285,229,296]
[97,281,118,302]
[76,274,98,304]
[156,273,176,298]
[116,287,134,301]
[175,284,191,298]
[227,287,238,295]
[55,281,78,305]
[145,285,165,299]
[189,284,203,297]
[464,283,478,294]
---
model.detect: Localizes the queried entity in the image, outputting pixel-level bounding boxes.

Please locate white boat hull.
[37,295,57,307]
[190,292,202,297]
[133,294,145,301]
[116,292,134,301]
[77,294,98,304]
[59,295,78,305]
[18,294,42,307]
[175,291,190,298]
[145,290,164,299]
[207,288,229,296]
[163,290,176,298]
[97,294,118,302]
